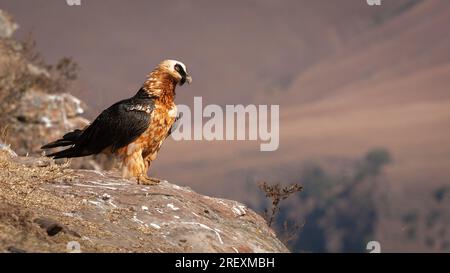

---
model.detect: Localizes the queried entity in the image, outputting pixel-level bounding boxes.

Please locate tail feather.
[41,129,83,149]
[46,146,87,159]
[41,140,74,149]
[41,129,90,159]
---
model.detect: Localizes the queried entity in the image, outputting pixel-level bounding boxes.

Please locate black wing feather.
[41,129,83,149]
[43,90,154,159]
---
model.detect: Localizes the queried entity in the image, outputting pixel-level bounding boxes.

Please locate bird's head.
[157,59,192,86]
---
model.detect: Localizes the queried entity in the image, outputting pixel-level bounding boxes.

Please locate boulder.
[0,153,288,253]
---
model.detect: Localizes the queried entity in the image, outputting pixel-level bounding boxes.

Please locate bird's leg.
[136,173,160,185]
[136,159,160,186]
[137,157,162,185]
[122,150,159,185]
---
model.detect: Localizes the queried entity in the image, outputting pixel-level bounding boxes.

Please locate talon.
[137,174,160,185]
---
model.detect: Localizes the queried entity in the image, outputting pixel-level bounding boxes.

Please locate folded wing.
[42,97,154,159]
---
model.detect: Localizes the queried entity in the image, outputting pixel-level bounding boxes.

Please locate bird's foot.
[137,174,161,185]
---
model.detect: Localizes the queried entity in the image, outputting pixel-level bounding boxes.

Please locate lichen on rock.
[0,152,288,253]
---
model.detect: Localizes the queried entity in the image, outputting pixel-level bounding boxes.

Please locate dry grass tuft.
[0,153,77,211]
[0,153,88,252]
[258,181,303,249]
[0,125,9,143]
[258,181,303,227]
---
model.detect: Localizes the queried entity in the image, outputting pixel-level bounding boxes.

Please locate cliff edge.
[0,148,288,253]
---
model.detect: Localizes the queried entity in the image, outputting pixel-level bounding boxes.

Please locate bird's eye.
[174,64,181,72]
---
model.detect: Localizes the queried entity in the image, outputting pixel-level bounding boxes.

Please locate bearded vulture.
[41,59,192,185]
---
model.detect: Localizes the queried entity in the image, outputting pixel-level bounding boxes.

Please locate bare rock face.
[0,86,102,169]
[0,153,288,253]
[7,90,89,155]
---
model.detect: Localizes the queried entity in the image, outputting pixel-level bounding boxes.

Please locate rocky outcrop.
[0,151,288,253]
[5,90,90,156]
[0,9,110,170]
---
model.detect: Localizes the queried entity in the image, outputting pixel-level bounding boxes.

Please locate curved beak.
[185,74,192,84]
[180,73,192,86]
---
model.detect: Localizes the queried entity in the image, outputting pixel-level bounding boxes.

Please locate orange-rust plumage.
[117,94,178,184]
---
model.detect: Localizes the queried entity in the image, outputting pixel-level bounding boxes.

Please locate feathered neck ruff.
[141,68,177,104]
